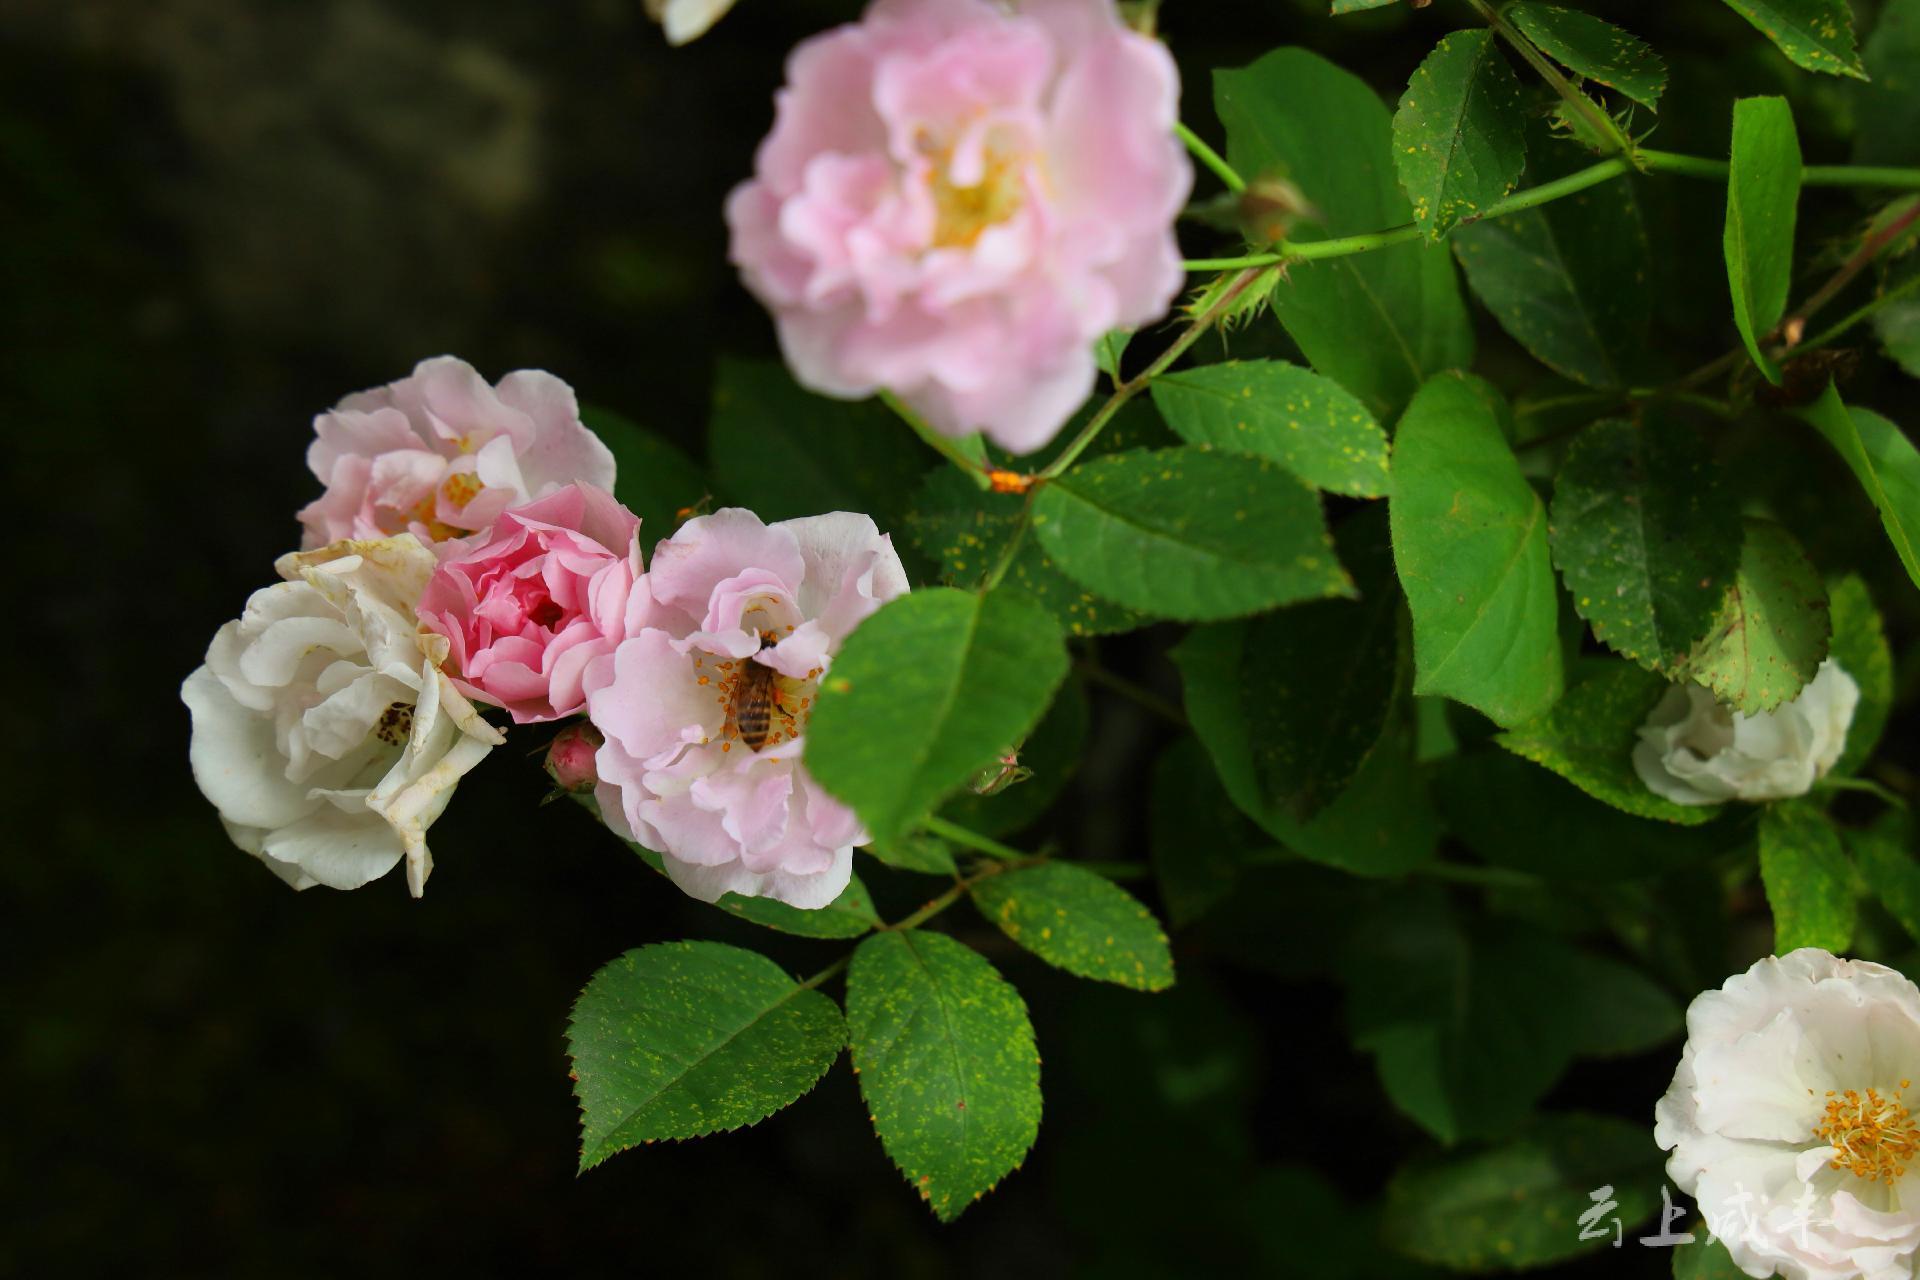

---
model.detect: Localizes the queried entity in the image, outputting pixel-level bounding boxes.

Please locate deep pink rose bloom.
[418,484,643,724]
[299,356,616,550]
[584,509,909,908]
[726,0,1191,455]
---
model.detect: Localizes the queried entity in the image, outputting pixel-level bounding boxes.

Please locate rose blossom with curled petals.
[583,508,909,909]
[417,484,643,724]
[181,535,504,897]
[298,355,616,551]
[1657,949,1920,1280]
[725,0,1191,454]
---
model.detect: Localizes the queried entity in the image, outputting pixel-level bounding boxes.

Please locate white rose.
[1657,949,1920,1280]
[1633,660,1859,806]
[181,535,504,896]
[643,0,738,43]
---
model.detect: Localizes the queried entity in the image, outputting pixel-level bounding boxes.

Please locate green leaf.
[626,842,880,939]
[1393,30,1528,241]
[1507,5,1667,110]
[1391,372,1564,726]
[1451,142,1651,388]
[1797,383,1920,592]
[1722,0,1865,79]
[906,461,1150,638]
[1677,519,1831,714]
[846,930,1041,1222]
[708,358,931,534]
[1149,738,1278,928]
[1828,574,1893,775]
[1673,1235,1752,1279]
[1096,330,1131,383]
[1331,0,1402,11]
[1174,620,1439,876]
[1497,661,1720,825]
[1568,948,1684,1056]
[939,677,1089,837]
[1347,889,1673,1143]
[568,941,846,1169]
[1760,799,1858,952]
[1874,282,1920,377]
[1437,750,1738,881]
[1033,446,1353,622]
[806,588,1070,845]
[1215,48,1474,420]
[1150,359,1389,497]
[1724,97,1803,384]
[1856,0,1920,167]
[971,861,1175,991]
[579,405,709,553]
[1242,507,1405,820]
[861,833,958,877]
[1382,1113,1664,1269]
[1851,819,1920,943]
[1548,417,1743,670]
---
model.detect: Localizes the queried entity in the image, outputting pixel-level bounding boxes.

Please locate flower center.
[1815,1083,1920,1183]
[921,133,1027,249]
[694,629,822,755]
[405,472,486,542]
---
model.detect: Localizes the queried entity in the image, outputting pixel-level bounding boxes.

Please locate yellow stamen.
[1815,1086,1920,1183]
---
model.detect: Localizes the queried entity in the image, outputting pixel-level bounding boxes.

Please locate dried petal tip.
[545,723,605,793]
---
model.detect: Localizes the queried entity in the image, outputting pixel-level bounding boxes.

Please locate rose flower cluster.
[184,356,907,909]
[182,0,1192,911]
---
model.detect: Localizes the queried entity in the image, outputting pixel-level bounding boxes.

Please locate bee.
[731,632,780,752]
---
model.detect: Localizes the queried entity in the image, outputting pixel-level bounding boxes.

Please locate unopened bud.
[544,723,604,793]
[1239,175,1320,247]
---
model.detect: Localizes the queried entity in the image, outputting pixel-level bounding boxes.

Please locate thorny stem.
[1469,0,1637,159]
[882,390,991,487]
[974,264,1275,596]
[1176,121,1245,194]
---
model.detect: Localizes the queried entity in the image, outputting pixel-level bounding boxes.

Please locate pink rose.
[418,484,643,724]
[725,0,1191,455]
[299,356,616,550]
[544,723,605,793]
[584,508,909,908]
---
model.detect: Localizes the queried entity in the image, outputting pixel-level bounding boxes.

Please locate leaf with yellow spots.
[970,862,1174,992]
[1150,358,1390,497]
[846,930,1040,1223]
[1721,0,1864,79]
[1034,446,1354,622]
[1673,518,1830,715]
[1381,1113,1664,1269]
[567,942,847,1170]
[1547,416,1741,672]
[1508,4,1667,110]
[1393,30,1528,241]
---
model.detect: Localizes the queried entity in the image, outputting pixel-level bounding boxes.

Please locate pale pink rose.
[418,484,643,724]
[583,508,909,908]
[725,0,1191,454]
[298,356,617,550]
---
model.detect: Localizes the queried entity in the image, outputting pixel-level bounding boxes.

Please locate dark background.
[3,1,1906,1274]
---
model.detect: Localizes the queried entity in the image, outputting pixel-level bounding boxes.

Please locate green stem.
[1077,661,1189,728]
[1176,121,1246,194]
[798,953,852,990]
[1797,269,1920,352]
[880,389,990,488]
[1470,0,1635,158]
[1039,264,1274,481]
[1643,149,1920,189]
[1417,860,1544,890]
[881,883,969,933]
[923,815,1028,862]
